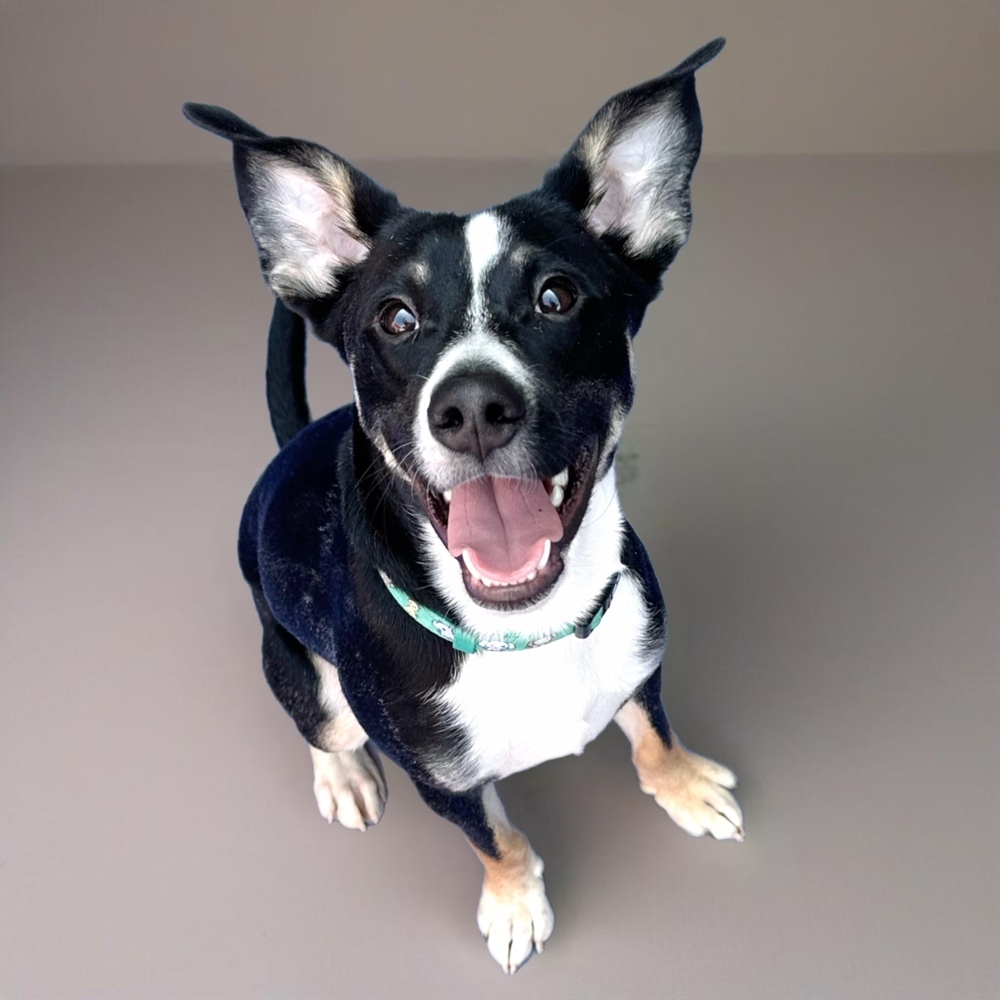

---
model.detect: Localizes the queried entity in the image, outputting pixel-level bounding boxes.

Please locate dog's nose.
[428,371,526,461]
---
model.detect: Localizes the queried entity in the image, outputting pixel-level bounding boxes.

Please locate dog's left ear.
[541,38,725,279]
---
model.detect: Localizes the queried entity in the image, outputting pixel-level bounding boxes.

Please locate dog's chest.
[430,573,654,788]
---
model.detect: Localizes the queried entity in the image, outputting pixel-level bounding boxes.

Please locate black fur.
[413,781,499,858]
[238,405,467,782]
[628,667,674,751]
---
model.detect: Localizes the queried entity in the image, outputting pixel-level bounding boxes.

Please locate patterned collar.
[378,570,621,653]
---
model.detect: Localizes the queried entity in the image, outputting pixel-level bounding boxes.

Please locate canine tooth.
[537,538,552,572]
[552,468,569,488]
[462,551,485,585]
[549,484,564,508]
[443,490,452,503]
[526,570,537,582]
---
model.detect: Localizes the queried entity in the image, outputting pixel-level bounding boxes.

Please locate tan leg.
[470,784,554,974]
[616,699,745,841]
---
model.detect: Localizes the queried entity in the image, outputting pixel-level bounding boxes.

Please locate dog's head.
[185,39,723,612]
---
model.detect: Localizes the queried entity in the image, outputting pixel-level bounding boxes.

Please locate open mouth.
[416,442,599,607]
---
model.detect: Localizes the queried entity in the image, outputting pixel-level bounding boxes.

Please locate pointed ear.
[183,103,401,305]
[541,38,725,275]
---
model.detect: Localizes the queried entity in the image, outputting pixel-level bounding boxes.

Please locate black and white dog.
[184,37,742,973]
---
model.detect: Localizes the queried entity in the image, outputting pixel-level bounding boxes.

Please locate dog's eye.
[379,300,419,336]
[536,279,577,315]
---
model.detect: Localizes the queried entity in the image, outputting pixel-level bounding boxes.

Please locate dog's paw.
[642,744,744,842]
[309,744,387,831]
[477,854,554,974]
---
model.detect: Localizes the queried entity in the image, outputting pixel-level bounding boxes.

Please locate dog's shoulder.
[238,404,356,638]
[619,520,668,658]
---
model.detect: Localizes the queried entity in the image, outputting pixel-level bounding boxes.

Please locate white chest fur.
[429,571,657,791]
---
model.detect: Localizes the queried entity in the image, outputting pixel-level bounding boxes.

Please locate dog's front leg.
[414,779,553,974]
[252,590,388,830]
[616,666,745,841]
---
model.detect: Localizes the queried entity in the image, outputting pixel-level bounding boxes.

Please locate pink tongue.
[447,477,564,584]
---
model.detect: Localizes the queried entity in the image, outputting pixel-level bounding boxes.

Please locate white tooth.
[549,485,564,508]
[552,468,569,488]
[463,552,487,586]
[526,570,537,582]
[443,490,452,504]
[537,538,551,572]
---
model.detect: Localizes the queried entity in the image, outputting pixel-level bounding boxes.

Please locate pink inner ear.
[586,124,661,240]
[583,116,688,254]
[270,164,370,269]
[320,213,369,265]
[587,173,628,237]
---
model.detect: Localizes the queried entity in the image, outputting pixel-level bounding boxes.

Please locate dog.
[184,36,742,974]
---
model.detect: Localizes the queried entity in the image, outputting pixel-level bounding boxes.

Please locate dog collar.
[378,570,621,654]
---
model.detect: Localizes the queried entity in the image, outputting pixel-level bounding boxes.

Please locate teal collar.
[379,570,621,654]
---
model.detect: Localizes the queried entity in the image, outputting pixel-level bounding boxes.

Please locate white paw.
[477,854,555,974]
[310,744,387,831]
[644,745,745,842]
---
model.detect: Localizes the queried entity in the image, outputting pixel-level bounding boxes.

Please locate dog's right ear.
[183,103,401,308]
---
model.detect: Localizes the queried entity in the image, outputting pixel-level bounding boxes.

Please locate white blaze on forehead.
[466,211,508,328]
[410,212,532,488]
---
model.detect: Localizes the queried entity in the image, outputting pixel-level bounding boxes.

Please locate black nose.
[428,370,526,461]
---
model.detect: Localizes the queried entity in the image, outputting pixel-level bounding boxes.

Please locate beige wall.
[2,152,998,996]
[2,0,999,164]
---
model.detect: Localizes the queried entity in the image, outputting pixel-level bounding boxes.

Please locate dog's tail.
[266,300,311,448]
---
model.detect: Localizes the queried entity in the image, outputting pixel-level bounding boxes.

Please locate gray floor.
[2,155,998,998]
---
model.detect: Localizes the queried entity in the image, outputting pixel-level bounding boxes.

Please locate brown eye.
[379,300,418,336]
[536,278,577,315]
